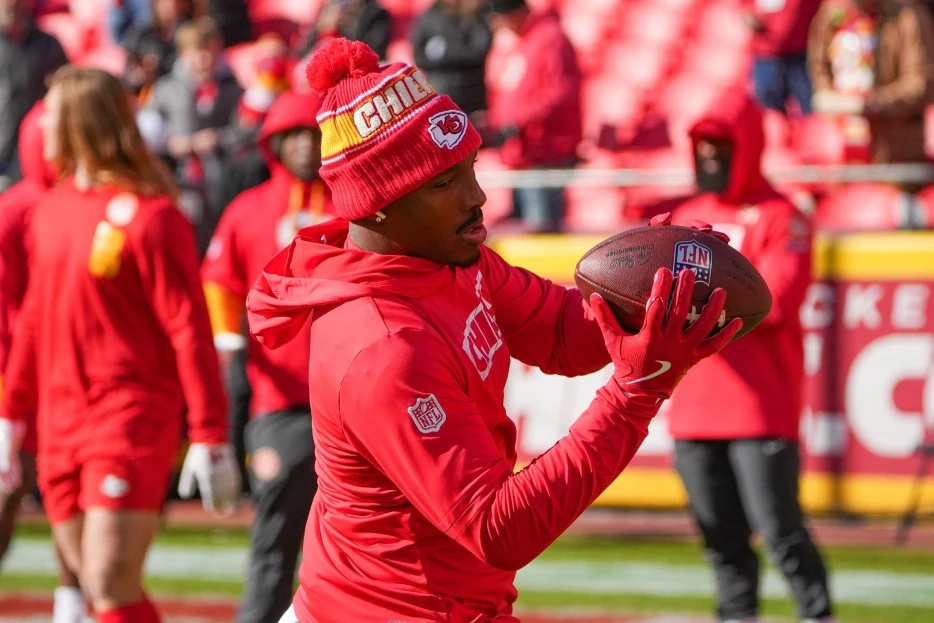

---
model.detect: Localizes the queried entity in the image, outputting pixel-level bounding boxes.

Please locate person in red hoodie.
[662,92,834,623]
[0,67,240,623]
[485,0,581,233]
[0,100,88,623]
[202,89,331,623]
[744,0,822,115]
[247,39,740,623]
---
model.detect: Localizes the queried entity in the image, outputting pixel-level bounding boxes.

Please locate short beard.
[452,250,482,268]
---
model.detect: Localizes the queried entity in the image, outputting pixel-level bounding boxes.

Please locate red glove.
[591,268,742,399]
[649,212,730,244]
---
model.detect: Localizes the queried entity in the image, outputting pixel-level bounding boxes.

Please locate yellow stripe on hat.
[319,67,437,161]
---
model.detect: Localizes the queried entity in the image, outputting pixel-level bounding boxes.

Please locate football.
[575,225,772,340]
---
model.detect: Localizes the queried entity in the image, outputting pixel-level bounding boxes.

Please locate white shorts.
[277,604,299,623]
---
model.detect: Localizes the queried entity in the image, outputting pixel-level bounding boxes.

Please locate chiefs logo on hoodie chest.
[461,271,505,381]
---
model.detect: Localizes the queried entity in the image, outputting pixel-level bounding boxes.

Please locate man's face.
[694,137,734,195]
[381,151,487,268]
[184,43,218,80]
[279,126,322,182]
[0,0,26,32]
[41,84,61,163]
[154,0,189,26]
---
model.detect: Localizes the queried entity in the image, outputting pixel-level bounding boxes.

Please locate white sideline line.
[3,540,934,607]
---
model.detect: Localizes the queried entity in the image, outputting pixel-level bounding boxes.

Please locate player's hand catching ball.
[178,443,242,515]
[0,418,24,494]
[591,267,742,399]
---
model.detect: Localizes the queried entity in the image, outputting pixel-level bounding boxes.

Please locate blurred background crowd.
[2,0,934,242]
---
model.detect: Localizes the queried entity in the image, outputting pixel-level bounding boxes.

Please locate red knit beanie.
[306,38,482,220]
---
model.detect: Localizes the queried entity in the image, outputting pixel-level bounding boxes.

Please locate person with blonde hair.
[0,66,240,623]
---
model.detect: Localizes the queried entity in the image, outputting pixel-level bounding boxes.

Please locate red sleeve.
[136,205,228,444]
[754,203,813,329]
[201,203,246,296]
[0,192,32,373]
[339,328,660,571]
[480,247,609,376]
[0,288,38,423]
[509,28,580,129]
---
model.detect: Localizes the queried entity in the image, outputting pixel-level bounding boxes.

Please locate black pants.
[674,439,833,621]
[236,408,317,623]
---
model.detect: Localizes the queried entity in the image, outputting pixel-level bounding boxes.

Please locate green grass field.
[3,525,933,622]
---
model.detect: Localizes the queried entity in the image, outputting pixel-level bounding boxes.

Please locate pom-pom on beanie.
[306,38,482,220]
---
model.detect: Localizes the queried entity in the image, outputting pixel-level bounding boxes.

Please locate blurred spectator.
[140,17,244,253]
[486,0,581,233]
[295,0,391,61]
[237,34,291,131]
[202,90,331,623]
[0,0,67,189]
[411,0,492,116]
[745,0,821,115]
[808,0,934,164]
[658,91,834,623]
[120,0,196,88]
[205,0,251,47]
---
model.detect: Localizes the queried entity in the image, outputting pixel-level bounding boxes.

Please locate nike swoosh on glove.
[178,443,242,515]
[590,267,742,399]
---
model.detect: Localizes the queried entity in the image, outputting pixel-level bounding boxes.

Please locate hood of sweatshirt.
[247,219,457,349]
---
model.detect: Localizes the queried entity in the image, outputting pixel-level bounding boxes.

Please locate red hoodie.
[0,102,54,452]
[489,10,582,169]
[247,220,663,622]
[746,0,822,57]
[666,93,812,441]
[1,179,227,452]
[202,90,332,417]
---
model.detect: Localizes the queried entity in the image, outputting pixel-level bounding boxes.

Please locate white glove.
[177,443,241,515]
[0,419,25,494]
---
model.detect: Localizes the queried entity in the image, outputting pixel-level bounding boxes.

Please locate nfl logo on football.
[408,395,447,434]
[673,240,712,285]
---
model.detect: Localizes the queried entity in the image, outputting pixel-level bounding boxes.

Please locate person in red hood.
[0,100,88,623]
[0,67,241,623]
[660,92,834,623]
[248,39,740,623]
[202,89,332,623]
[485,0,581,233]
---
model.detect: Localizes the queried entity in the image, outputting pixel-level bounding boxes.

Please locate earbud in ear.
[374,210,387,223]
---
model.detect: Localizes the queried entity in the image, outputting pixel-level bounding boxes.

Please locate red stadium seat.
[678,43,750,88]
[620,146,694,213]
[618,1,686,50]
[248,0,322,24]
[815,183,908,231]
[793,114,845,165]
[654,75,723,151]
[600,42,668,92]
[74,45,127,77]
[763,108,791,149]
[561,11,610,74]
[565,152,630,232]
[695,3,752,50]
[37,13,90,60]
[581,76,647,147]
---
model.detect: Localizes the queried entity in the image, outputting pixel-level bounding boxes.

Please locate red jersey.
[488,10,582,168]
[202,90,332,416]
[1,180,227,451]
[0,101,54,452]
[665,93,812,441]
[747,0,822,57]
[247,220,664,622]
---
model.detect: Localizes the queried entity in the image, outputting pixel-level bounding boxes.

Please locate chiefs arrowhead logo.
[428,110,468,149]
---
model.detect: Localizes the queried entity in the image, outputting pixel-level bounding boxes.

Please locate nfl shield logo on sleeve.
[673,240,713,285]
[408,394,447,434]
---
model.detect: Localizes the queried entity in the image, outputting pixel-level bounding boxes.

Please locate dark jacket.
[0,21,67,169]
[297,0,392,60]
[411,2,492,115]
